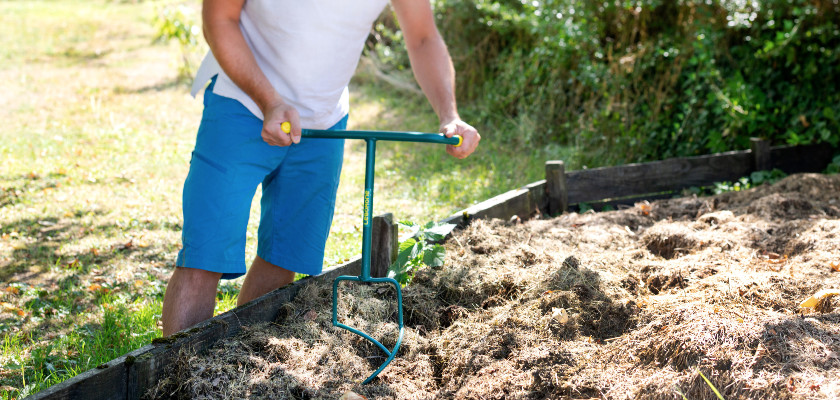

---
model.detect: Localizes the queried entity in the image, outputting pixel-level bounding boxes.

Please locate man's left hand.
[440,119,480,159]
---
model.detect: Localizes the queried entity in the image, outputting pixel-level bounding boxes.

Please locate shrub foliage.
[371,0,840,165]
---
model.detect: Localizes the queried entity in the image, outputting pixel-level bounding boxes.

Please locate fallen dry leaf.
[88,284,110,294]
[552,307,570,324]
[339,391,367,400]
[799,289,840,311]
[636,200,651,216]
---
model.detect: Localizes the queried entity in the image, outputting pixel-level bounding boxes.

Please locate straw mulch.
[148,173,840,399]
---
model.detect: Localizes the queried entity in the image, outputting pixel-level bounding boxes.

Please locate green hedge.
[370,0,840,165]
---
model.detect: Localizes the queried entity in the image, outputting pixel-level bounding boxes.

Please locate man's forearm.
[405,32,460,124]
[202,0,284,113]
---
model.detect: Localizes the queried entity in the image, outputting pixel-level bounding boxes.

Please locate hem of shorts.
[256,250,323,277]
[176,249,247,280]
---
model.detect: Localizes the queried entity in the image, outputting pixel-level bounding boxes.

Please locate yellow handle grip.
[281,121,291,134]
[454,135,463,147]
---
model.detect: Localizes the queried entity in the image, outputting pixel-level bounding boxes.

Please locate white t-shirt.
[191,0,390,129]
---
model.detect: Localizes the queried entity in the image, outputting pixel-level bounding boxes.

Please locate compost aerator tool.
[282,122,461,384]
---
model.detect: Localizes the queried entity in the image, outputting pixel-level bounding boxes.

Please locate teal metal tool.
[285,123,461,383]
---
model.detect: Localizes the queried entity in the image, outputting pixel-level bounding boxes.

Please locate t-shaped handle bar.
[282,122,463,147]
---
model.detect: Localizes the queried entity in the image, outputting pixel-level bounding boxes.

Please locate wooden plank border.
[565,150,754,205]
[564,141,835,206]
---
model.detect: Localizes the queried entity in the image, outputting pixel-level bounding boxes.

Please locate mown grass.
[0,0,571,398]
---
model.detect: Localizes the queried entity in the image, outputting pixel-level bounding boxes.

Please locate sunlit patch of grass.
[1,295,161,399]
[215,282,239,315]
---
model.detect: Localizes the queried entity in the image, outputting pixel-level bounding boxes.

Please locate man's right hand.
[261,102,301,147]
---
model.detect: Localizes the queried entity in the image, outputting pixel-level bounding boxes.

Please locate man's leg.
[237,255,296,306]
[161,267,222,336]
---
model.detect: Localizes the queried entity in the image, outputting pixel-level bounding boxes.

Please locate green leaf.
[426,223,456,238]
[395,238,418,269]
[408,241,423,261]
[423,244,446,267]
[397,238,415,252]
[425,232,444,242]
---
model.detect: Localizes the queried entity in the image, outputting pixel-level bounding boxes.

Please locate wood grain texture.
[371,213,397,278]
[26,356,129,400]
[545,161,566,215]
[567,151,753,204]
[525,180,547,217]
[456,187,531,222]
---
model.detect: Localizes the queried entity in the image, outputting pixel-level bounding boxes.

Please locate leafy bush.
[153,2,203,79]
[825,154,840,174]
[370,0,840,166]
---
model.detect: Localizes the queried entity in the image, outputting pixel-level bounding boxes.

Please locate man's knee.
[171,267,222,288]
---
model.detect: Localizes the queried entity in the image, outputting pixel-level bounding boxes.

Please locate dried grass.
[150,174,840,399]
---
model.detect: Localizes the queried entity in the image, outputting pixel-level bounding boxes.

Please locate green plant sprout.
[387,221,455,286]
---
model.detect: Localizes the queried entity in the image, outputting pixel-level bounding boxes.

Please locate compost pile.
[149,173,840,399]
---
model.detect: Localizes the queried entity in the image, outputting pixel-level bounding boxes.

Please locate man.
[161,0,480,336]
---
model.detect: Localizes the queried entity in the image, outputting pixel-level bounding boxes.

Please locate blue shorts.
[176,78,346,279]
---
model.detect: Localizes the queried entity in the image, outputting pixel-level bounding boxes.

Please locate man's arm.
[202,0,300,146]
[391,0,480,159]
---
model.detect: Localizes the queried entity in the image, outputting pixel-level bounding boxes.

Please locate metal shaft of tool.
[301,129,458,384]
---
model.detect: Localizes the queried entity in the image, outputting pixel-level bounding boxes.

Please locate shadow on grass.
[47,47,112,65]
[1,211,179,283]
[0,173,68,208]
[115,77,187,94]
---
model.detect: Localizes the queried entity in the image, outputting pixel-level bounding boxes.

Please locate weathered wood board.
[566,151,753,205]
[26,356,129,400]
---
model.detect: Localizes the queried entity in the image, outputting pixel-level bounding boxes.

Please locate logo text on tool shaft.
[363,190,370,226]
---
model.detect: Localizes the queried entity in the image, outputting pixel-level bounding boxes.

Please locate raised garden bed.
[149,173,840,399]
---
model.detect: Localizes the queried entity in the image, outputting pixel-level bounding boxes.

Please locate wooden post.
[546,161,567,215]
[371,213,397,278]
[750,137,771,172]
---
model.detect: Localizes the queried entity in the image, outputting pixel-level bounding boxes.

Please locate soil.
[149,173,840,400]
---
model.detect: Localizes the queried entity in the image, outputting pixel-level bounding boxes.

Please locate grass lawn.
[0,1,570,398]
